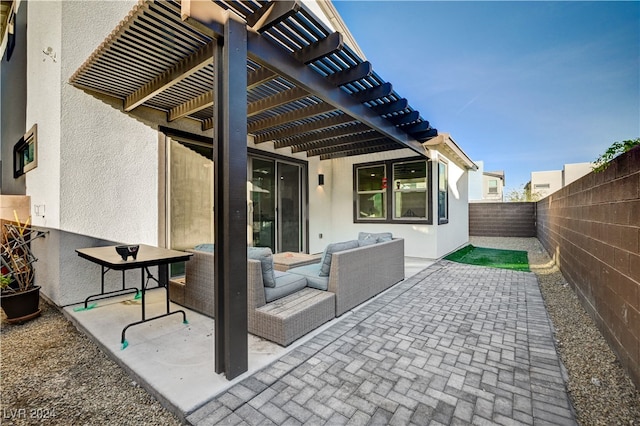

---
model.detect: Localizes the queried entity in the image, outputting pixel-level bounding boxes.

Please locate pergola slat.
[168,91,214,122]
[319,143,403,160]
[247,102,336,133]
[288,130,384,153]
[247,86,309,116]
[253,113,354,143]
[124,41,216,112]
[276,122,371,148]
[306,139,395,157]
[247,67,277,90]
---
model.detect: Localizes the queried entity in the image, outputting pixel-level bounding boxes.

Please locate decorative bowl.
[115,245,139,261]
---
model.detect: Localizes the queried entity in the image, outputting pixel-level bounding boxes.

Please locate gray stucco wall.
[1,2,27,195]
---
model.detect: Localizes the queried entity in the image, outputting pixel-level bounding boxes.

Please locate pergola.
[70,0,438,379]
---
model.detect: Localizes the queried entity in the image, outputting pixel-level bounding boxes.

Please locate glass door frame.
[248,148,309,254]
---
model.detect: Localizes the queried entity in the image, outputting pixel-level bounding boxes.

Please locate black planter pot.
[1,286,41,323]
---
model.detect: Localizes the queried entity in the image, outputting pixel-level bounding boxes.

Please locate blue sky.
[333,1,640,192]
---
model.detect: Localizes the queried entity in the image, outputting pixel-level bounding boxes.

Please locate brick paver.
[188,261,577,425]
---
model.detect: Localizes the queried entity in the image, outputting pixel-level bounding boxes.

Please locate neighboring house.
[530,162,593,198]
[468,160,505,202]
[1,0,477,376]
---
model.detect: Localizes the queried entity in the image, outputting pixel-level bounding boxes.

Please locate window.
[356,164,386,220]
[438,161,448,224]
[354,158,431,224]
[14,124,37,178]
[534,183,550,189]
[488,179,498,193]
[393,160,427,219]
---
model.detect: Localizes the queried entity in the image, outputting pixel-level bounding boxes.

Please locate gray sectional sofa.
[246,234,405,345]
[172,234,405,346]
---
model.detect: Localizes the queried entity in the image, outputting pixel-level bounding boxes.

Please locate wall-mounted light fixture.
[318,174,325,186]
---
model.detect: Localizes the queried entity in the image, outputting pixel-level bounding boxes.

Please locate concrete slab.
[63,256,434,419]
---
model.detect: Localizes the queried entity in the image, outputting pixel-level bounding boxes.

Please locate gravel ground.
[471,237,640,426]
[2,237,638,425]
[1,301,183,426]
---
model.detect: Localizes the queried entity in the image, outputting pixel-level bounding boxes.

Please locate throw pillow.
[319,240,359,277]
[358,232,393,243]
[247,247,276,288]
[358,238,377,247]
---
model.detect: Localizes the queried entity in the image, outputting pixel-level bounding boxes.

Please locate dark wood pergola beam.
[246,1,301,32]
[350,82,392,104]
[247,67,277,90]
[247,86,309,117]
[124,41,216,112]
[326,61,372,87]
[275,123,371,148]
[246,33,425,156]
[371,98,408,115]
[289,131,384,153]
[387,110,419,126]
[183,1,427,157]
[306,139,394,157]
[319,143,403,160]
[253,113,355,143]
[247,102,336,133]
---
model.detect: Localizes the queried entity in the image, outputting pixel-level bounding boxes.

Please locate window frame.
[353,157,432,224]
[392,159,429,221]
[13,124,37,178]
[437,160,449,225]
[488,179,498,194]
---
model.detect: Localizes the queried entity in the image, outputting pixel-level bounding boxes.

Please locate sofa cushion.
[194,243,214,253]
[264,272,307,302]
[319,240,359,277]
[288,263,329,291]
[248,247,276,288]
[358,232,393,243]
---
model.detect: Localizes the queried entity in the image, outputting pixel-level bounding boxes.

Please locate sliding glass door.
[249,156,305,253]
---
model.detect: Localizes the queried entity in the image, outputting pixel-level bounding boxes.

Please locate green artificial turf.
[444,245,530,272]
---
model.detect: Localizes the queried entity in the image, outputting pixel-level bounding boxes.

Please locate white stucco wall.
[324,149,470,259]
[468,160,484,201]
[531,170,563,198]
[59,1,159,245]
[564,162,592,186]
[433,151,470,257]
[25,0,62,228]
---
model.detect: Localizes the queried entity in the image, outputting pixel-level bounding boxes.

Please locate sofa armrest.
[247,259,267,310]
[329,238,404,316]
[183,249,215,317]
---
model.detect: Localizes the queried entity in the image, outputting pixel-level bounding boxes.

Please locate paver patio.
[188,260,577,425]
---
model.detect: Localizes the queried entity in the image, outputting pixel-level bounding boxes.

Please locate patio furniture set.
[171,233,405,346]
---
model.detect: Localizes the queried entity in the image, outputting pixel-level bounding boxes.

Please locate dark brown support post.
[213,11,248,379]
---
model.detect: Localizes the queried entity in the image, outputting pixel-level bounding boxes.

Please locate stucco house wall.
[327,149,470,259]
[13,0,474,307]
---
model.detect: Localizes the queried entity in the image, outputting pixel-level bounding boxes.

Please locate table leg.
[82,266,139,309]
[120,263,187,349]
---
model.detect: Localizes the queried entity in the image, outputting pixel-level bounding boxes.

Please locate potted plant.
[0,213,46,323]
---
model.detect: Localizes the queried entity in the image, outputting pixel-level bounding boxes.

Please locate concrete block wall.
[537,146,640,388]
[469,202,536,237]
